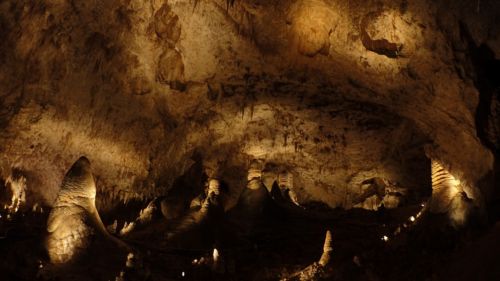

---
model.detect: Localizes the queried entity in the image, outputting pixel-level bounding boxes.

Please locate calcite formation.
[1,0,496,212]
[0,0,499,280]
[429,160,462,214]
[235,163,269,218]
[46,157,128,263]
[318,230,333,267]
[2,169,27,214]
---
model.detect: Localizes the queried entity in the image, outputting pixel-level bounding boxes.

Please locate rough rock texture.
[0,0,498,213]
[46,157,126,263]
[46,157,99,263]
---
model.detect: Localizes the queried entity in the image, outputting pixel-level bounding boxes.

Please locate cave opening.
[1,0,500,280]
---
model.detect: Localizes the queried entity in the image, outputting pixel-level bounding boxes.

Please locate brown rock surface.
[0,0,498,213]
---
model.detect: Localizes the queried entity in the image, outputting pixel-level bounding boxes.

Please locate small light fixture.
[381,235,389,242]
[409,216,415,222]
[181,271,185,277]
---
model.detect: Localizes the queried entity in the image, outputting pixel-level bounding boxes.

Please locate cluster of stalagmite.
[261,167,302,208]
[41,154,477,273]
[1,169,27,215]
[353,177,408,211]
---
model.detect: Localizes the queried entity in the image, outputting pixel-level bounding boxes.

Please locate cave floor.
[0,203,488,281]
[0,199,498,280]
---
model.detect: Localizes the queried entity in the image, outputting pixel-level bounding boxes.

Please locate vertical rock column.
[46,157,128,263]
[429,159,474,227]
[318,230,333,267]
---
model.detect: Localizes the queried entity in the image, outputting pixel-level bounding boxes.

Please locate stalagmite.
[190,194,204,209]
[200,195,212,213]
[212,248,223,273]
[119,221,136,236]
[201,178,223,212]
[247,160,263,181]
[125,252,135,268]
[281,230,334,280]
[0,0,496,278]
[4,169,27,214]
[428,159,474,227]
[278,171,301,207]
[429,160,461,213]
[137,201,156,224]
[449,192,474,228]
[318,230,333,266]
[207,178,221,197]
[46,157,130,264]
[235,161,270,218]
[166,178,223,238]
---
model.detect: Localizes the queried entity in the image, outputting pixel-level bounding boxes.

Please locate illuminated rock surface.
[46,157,129,264]
[0,0,499,280]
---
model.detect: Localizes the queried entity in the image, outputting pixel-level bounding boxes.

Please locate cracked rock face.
[0,0,498,214]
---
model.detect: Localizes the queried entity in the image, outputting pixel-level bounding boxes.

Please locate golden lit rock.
[288,0,336,56]
[318,230,333,266]
[46,157,129,263]
[0,0,498,279]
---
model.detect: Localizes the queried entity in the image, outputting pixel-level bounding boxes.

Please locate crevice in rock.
[360,11,403,59]
[459,22,500,220]
[460,22,500,154]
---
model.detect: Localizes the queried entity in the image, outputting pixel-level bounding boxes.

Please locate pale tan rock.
[429,160,461,214]
[46,157,129,263]
[247,159,264,182]
[318,230,333,266]
[0,0,496,216]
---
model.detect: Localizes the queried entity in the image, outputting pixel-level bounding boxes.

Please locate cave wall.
[0,0,498,211]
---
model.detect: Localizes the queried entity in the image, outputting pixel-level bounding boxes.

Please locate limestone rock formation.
[4,0,496,212]
[46,157,128,263]
[318,230,333,267]
[0,0,498,278]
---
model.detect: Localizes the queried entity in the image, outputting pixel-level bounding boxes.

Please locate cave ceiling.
[0,0,498,210]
